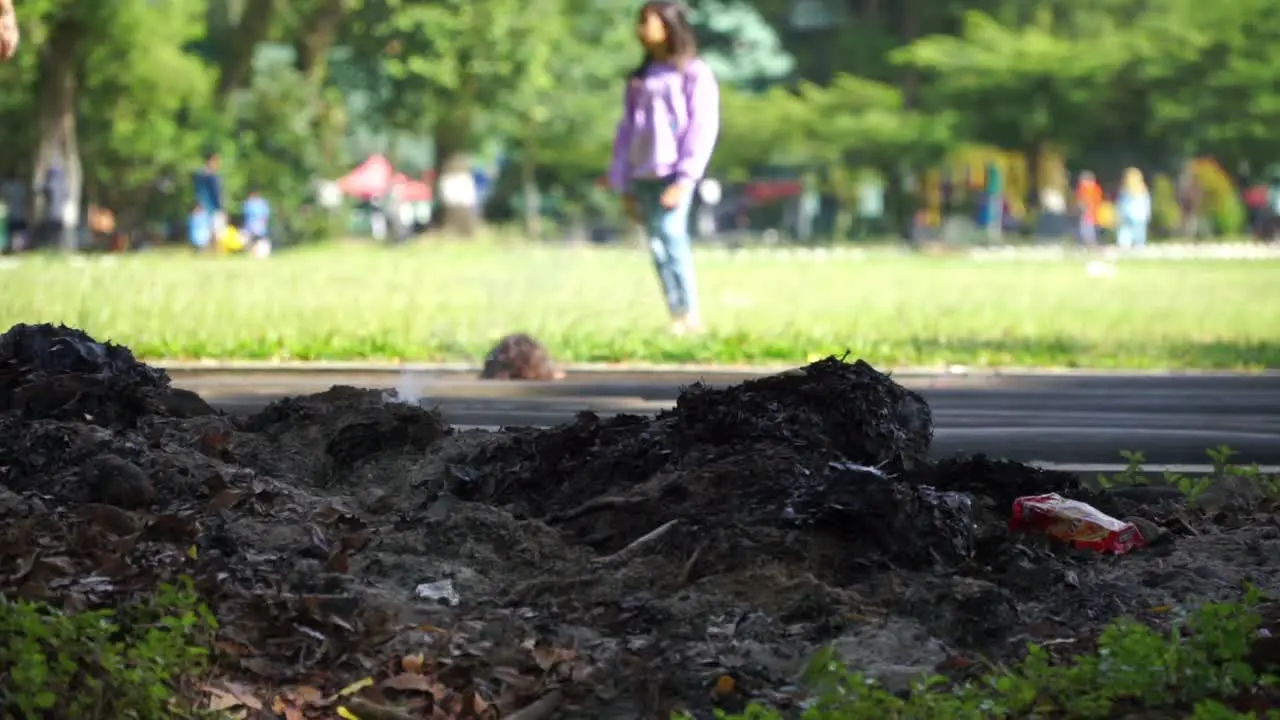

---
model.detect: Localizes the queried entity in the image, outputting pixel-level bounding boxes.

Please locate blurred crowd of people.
[189,152,272,258]
[1071,168,1152,248]
[0,153,274,256]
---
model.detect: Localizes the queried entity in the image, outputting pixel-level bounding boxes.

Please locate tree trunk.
[896,0,921,107]
[295,0,346,85]
[32,18,83,254]
[432,111,480,236]
[214,0,279,107]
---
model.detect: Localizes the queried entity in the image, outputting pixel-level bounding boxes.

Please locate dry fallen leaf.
[273,694,309,720]
[327,549,350,574]
[225,681,264,710]
[491,665,539,693]
[401,654,426,674]
[530,645,577,671]
[459,689,488,717]
[141,514,199,543]
[340,532,371,553]
[713,675,736,697]
[382,673,441,693]
[80,503,141,535]
[205,489,246,512]
[198,430,232,458]
[38,556,78,575]
[214,640,255,658]
[294,685,325,705]
[204,687,242,711]
[202,682,263,711]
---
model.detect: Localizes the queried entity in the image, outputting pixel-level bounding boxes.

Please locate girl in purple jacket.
[610,1,720,335]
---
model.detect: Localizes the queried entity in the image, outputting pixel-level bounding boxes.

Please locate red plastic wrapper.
[1009,493,1147,554]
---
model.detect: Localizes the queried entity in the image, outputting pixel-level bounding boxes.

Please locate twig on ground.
[592,519,680,566]
[506,689,564,720]
[549,495,650,522]
[549,476,683,523]
[677,541,706,587]
[342,698,416,720]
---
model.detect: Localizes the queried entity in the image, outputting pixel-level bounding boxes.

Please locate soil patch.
[2,323,1279,719]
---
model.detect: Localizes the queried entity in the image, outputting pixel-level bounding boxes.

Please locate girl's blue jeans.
[632,176,699,319]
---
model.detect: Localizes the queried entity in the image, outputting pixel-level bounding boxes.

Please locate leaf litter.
[2,322,1280,718]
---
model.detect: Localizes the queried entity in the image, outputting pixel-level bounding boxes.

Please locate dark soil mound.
[479,332,562,380]
[0,322,215,426]
[459,357,944,581]
[238,385,449,484]
[1,326,1277,719]
[662,358,933,471]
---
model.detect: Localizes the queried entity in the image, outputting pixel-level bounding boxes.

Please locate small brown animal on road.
[479,333,564,381]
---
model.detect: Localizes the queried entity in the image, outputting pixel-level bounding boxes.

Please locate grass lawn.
[2,242,1277,369]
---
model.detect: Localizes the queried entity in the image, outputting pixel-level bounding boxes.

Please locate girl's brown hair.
[631,1,698,78]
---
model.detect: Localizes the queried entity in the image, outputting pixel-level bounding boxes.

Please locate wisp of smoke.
[382,370,428,405]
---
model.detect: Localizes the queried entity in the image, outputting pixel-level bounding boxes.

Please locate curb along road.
[157,360,1278,380]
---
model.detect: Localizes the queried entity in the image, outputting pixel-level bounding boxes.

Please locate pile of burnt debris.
[1,322,1276,719]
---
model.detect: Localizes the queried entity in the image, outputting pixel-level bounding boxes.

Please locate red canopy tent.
[390,172,433,202]
[337,155,394,197]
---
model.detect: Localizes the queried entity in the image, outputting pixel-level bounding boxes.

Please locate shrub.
[1191,158,1247,236]
[1151,173,1182,236]
[0,579,216,719]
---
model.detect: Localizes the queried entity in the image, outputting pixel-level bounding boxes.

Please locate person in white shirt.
[2,176,27,251]
[0,0,18,61]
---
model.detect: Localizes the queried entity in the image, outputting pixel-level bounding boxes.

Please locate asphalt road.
[169,369,1280,473]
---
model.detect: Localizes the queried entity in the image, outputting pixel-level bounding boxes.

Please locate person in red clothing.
[0,0,17,60]
[1076,170,1103,246]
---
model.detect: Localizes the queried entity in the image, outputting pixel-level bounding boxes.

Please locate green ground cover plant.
[702,591,1277,719]
[0,579,216,719]
[1,242,1276,368]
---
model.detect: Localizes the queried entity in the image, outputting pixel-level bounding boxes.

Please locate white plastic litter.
[414,579,460,606]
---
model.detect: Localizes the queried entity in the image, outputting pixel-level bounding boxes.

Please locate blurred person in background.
[610,1,720,336]
[188,203,212,250]
[983,161,1004,241]
[1,174,26,251]
[217,221,245,254]
[1075,170,1103,246]
[242,187,271,254]
[192,152,226,246]
[1116,168,1151,249]
[1263,171,1280,241]
[39,165,68,249]
[0,0,17,60]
